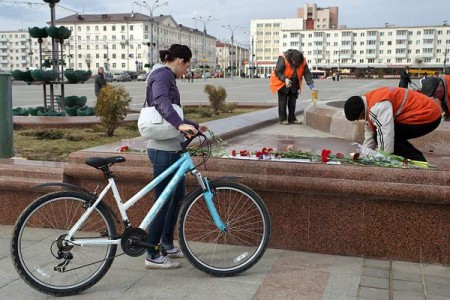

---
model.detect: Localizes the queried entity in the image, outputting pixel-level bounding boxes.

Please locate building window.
[112,26,116,31]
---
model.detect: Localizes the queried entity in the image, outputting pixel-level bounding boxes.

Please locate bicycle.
[10,132,271,296]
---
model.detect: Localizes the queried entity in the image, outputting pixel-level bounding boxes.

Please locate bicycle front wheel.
[178,181,271,276]
[10,191,117,296]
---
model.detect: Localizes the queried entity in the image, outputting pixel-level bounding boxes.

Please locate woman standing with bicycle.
[145,44,207,269]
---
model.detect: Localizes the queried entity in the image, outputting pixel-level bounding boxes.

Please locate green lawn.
[13,108,258,162]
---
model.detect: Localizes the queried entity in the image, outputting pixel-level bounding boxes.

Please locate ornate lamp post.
[193,16,218,81]
[222,25,244,80]
[134,0,168,68]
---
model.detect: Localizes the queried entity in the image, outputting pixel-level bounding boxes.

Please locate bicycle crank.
[120,228,159,257]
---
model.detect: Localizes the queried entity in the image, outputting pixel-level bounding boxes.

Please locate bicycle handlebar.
[180,131,205,151]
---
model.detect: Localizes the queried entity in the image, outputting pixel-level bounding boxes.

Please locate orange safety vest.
[269,55,306,93]
[365,87,442,130]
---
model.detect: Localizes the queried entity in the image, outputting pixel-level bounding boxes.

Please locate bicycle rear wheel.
[178,181,271,276]
[10,191,117,296]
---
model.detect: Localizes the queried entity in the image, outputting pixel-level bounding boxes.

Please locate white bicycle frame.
[64,151,225,247]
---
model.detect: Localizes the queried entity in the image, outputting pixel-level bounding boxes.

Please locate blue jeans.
[146,149,185,256]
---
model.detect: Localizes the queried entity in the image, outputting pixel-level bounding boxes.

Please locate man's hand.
[285,78,292,88]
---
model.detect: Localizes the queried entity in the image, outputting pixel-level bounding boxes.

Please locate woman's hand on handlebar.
[178,124,198,138]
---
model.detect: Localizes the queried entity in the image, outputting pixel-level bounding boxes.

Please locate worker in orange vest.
[269,49,315,125]
[420,76,450,117]
[344,87,442,161]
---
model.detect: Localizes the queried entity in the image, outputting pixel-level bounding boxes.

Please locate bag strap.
[142,98,148,108]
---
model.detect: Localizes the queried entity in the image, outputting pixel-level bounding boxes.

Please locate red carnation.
[231,150,237,156]
[321,149,332,163]
[336,152,344,159]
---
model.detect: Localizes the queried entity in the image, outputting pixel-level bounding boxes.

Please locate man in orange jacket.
[420,76,450,118]
[344,87,442,161]
[269,49,315,125]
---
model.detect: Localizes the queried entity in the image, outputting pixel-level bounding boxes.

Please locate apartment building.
[215,40,249,75]
[51,13,217,73]
[0,12,216,73]
[248,18,450,76]
[0,30,51,71]
[297,3,338,30]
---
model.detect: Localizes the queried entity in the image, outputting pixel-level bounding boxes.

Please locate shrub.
[222,102,238,113]
[204,84,227,115]
[198,108,213,118]
[95,85,132,137]
[33,129,65,140]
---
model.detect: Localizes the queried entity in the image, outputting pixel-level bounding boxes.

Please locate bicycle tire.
[10,191,117,296]
[178,181,271,276]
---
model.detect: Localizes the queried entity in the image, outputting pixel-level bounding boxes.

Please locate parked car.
[113,73,131,82]
[127,71,139,80]
[104,73,114,82]
[213,71,224,78]
[137,73,149,81]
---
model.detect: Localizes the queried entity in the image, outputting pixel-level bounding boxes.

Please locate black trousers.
[373,117,441,161]
[277,90,298,123]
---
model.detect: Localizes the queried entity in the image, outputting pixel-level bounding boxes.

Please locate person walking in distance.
[94,67,107,97]
[398,66,412,88]
[269,49,315,125]
[344,87,442,162]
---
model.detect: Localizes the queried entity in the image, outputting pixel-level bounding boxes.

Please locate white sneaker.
[144,256,180,269]
[165,246,185,259]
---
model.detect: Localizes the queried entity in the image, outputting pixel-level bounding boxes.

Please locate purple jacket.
[146,67,198,129]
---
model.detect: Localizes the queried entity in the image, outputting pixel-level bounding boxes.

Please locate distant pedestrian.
[420,72,428,87]
[186,70,193,83]
[398,66,411,88]
[94,67,107,97]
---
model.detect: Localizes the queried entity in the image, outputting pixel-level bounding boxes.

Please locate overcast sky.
[1,0,449,44]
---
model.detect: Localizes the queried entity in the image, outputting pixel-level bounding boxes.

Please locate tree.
[95,85,132,136]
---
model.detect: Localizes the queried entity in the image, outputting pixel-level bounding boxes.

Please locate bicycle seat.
[85,156,126,169]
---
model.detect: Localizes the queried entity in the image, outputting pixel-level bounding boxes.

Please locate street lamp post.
[244,31,255,78]
[222,25,244,80]
[134,0,168,68]
[193,16,218,81]
[444,47,448,75]
[337,48,341,72]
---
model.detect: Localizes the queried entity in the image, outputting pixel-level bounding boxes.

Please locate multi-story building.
[247,18,450,77]
[0,13,217,73]
[297,3,339,30]
[215,40,249,76]
[52,13,217,73]
[0,30,51,71]
[248,18,304,76]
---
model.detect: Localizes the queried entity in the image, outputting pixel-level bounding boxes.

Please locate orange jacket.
[269,55,306,93]
[365,87,441,130]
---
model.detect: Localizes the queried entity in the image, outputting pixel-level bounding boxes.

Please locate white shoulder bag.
[138,104,184,140]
